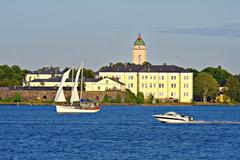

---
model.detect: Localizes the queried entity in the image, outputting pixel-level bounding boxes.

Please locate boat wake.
[187,120,240,124]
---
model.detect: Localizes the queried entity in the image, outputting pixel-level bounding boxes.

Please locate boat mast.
[80,63,84,102]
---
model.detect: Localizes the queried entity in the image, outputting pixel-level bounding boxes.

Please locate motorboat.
[152,112,194,123]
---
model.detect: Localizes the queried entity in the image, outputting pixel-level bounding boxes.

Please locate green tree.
[194,72,219,102]
[187,68,199,78]
[102,94,110,103]
[125,89,136,103]
[225,77,240,102]
[146,94,154,104]
[202,66,232,86]
[136,92,144,104]
[0,65,28,87]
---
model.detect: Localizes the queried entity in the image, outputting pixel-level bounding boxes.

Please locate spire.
[134,33,145,46]
[138,32,142,40]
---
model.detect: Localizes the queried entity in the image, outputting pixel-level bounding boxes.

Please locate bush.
[102,94,110,103]
[125,89,136,103]
[136,92,144,104]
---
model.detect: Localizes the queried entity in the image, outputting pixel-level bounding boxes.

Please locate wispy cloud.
[159,22,240,38]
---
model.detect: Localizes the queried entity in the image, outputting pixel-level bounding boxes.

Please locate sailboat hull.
[56,105,100,113]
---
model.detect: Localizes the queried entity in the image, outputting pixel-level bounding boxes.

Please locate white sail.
[70,66,81,105]
[54,68,71,102]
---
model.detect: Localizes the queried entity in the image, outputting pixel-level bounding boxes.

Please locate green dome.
[134,34,145,46]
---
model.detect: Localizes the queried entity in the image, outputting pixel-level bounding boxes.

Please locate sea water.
[0,105,240,160]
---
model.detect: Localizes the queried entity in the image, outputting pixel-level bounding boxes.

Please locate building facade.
[98,64,193,103]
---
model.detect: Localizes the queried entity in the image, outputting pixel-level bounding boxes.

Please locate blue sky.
[0,0,240,73]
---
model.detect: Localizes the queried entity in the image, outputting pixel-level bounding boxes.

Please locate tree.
[125,89,136,103]
[0,65,28,87]
[225,77,240,102]
[194,72,219,102]
[136,92,144,104]
[201,67,232,86]
[146,94,154,104]
[102,94,110,103]
[187,68,199,78]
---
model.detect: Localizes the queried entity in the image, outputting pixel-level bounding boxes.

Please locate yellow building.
[98,64,193,103]
[132,34,147,65]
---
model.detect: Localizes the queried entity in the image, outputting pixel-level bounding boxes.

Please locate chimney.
[109,63,114,68]
[124,63,128,68]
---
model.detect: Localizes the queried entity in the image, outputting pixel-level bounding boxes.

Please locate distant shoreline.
[0,101,239,107]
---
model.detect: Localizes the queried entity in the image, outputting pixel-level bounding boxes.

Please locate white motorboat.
[153,112,194,123]
[54,64,100,113]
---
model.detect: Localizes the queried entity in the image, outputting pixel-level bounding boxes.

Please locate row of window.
[144,92,189,97]
[141,83,189,89]
[103,75,189,81]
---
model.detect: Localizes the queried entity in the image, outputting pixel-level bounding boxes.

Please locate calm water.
[0,105,240,160]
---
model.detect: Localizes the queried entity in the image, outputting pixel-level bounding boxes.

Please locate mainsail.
[54,68,71,102]
[70,66,81,105]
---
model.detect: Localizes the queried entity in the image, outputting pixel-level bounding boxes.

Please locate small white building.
[24,67,62,86]
[85,77,125,91]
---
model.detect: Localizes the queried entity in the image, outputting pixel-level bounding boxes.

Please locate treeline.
[189,66,240,103]
[0,65,28,87]
[0,65,96,87]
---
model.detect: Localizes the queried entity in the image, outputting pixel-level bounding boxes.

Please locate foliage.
[193,72,219,102]
[0,65,28,87]
[225,77,240,102]
[142,62,152,66]
[201,66,232,86]
[13,92,22,102]
[125,89,136,103]
[136,92,144,104]
[102,94,111,103]
[187,68,199,78]
[146,94,154,104]
[111,94,122,103]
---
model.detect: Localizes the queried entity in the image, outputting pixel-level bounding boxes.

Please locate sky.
[0,0,240,74]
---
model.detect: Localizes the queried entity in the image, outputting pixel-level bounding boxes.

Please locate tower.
[132,33,147,65]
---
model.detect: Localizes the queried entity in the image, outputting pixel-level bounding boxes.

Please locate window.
[131,75,133,80]
[106,80,108,84]
[98,86,100,90]
[159,83,164,88]
[150,83,152,88]
[142,83,144,88]
[184,76,189,80]
[184,83,189,88]
[171,92,176,97]
[145,75,148,79]
[150,76,152,79]
[145,83,148,88]
[153,83,156,88]
[159,75,164,80]
[142,75,144,80]
[184,92,189,97]
[171,76,176,80]
[159,92,164,97]
[128,83,131,88]
[171,83,176,88]
[131,83,133,88]
[153,76,156,80]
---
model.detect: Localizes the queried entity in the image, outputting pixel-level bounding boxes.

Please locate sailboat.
[54,65,101,113]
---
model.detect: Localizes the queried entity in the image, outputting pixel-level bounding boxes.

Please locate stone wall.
[0,88,126,102]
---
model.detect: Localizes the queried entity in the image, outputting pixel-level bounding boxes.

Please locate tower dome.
[134,34,145,46]
[132,33,147,65]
